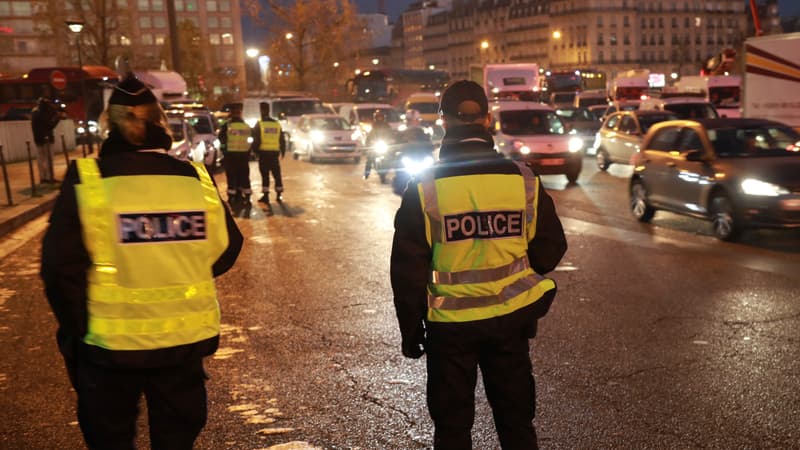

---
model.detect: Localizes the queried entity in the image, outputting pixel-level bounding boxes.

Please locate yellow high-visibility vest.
[418,161,555,323]
[258,120,281,151]
[227,122,251,152]
[74,158,229,350]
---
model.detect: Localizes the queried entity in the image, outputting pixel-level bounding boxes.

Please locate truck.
[482,63,541,101]
[742,32,800,129]
[133,70,189,103]
[675,75,742,118]
[610,69,650,102]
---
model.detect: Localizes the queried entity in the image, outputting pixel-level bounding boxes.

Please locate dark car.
[593,110,678,169]
[629,118,800,241]
[555,106,602,153]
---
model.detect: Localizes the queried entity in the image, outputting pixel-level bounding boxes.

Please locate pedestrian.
[390,80,568,449]
[218,102,256,205]
[30,96,62,183]
[363,109,394,179]
[40,73,243,450]
[252,102,286,203]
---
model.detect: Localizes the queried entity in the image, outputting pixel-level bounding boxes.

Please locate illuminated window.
[185,0,197,11]
[155,34,165,45]
[121,35,132,46]
[10,1,31,16]
[209,33,220,45]
[221,32,233,45]
[174,0,183,10]
[141,33,153,45]
[138,0,149,11]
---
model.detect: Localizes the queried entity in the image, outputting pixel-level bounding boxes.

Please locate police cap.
[439,80,489,121]
[108,74,158,106]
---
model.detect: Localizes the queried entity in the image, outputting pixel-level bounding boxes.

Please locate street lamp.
[65,19,90,154]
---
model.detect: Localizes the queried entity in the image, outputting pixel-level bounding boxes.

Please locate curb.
[0,192,58,239]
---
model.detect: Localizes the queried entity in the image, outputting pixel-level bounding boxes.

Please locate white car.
[167,114,223,171]
[338,103,403,144]
[491,100,584,183]
[291,114,361,163]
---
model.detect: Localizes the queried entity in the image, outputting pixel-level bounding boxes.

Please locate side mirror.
[685,149,704,161]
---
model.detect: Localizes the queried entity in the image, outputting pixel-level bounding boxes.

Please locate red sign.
[50,70,67,90]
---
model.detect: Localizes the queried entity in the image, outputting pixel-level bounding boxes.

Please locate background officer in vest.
[40,73,243,449]
[251,102,286,203]
[218,102,256,204]
[390,80,567,449]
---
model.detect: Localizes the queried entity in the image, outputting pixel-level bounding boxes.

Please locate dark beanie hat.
[108,74,158,106]
[439,80,489,120]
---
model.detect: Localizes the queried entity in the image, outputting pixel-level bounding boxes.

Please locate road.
[1,155,798,449]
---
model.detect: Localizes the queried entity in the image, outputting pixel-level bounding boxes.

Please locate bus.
[0,65,118,122]
[346,69,449,106]
[541,68,607,94]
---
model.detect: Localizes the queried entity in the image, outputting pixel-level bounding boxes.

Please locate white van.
[491,101,584,183]
[638,95,719,119]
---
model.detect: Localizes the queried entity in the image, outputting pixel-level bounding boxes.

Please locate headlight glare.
[741,178,789,196]
[568,137,584,152]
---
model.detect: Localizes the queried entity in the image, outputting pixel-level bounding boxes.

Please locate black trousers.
[65,358,208,450]
[257,151,283,193]
[223,152,251,196]
[426,317,538,450]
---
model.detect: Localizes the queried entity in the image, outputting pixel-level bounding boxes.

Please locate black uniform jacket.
[390,124,568,351]
[40,129,244,368]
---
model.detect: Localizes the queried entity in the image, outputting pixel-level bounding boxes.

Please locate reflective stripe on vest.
[259,120,281,151]
[75,158,228,350]
[227,122,251,152]
[419,163,555,323]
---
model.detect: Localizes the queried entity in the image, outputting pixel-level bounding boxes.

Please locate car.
[587,104,608,122]
[167,113,223,171]
[338,103,404,144]
[242,95,328,136]
[555,106,601,153]
[290,113,360,163]
[599,100,640,121]
[404,92,441,126]
[574,89,609,108]
[0,106,34,121]
[593,110,678,170]
[491,100,584,183]
[639,95,719,120]
[629,118,800,241]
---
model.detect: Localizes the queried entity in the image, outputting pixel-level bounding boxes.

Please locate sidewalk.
[0,146,89,238]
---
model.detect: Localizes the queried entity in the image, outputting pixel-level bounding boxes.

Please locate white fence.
[0,120,77,163]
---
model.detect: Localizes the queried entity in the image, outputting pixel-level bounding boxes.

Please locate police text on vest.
[443,210,524,242]
[118,211,207,243]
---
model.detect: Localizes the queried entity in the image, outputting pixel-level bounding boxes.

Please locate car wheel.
[630,179,655,222]
[710,193,740,241]
[596,148,611,171]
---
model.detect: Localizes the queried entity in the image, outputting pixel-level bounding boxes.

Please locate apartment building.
[414,0,751,81]
[0,0,244,100]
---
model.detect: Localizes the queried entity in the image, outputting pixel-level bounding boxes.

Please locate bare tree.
[35,0,130,67]
[263,0,361,93]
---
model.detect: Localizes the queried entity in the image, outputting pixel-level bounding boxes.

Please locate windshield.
[556,107,593,122]
[187,115,215,134]
[357,108,402,123]
[169,121,185,141]
[708,126,800,157]
[499,110,565,136]
[272,100,327,118]
[664,103,719,119]
[308,117,350,130]
[637,114,678,133]
[407,102,439,114]
[616,86,645,100]
[709,86,740,108]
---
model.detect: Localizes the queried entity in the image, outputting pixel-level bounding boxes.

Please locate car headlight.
[213,138,221,149]
[362,123,372,134]
[401,155,434,174]
[247,136,254,144]
[741,178,789,196]
[568,137,584,153]
[435,118,443,126]
[310,130,325,143]
[88,125,98,133]
[398,124,408,131]
[374,140,389,155]
[351,131,361,141]
[509,139,530,155]
[77,126,86,134]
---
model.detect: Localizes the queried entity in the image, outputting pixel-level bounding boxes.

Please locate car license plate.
[539,158,565,166]
[781,198,800,210]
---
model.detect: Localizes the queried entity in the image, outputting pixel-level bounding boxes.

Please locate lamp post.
[66,19,91,154]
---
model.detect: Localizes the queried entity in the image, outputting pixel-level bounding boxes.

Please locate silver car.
[593,110,677,171]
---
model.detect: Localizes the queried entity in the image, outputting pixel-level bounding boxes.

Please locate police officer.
[390,80,567,449]
[218,102,256,204]
[363,109,394,179]
[252,102,286,203]
[40,74,243,450]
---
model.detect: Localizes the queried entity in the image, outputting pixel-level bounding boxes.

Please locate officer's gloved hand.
[402,340,425,359]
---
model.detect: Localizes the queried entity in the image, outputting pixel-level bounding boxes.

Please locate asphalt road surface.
[1,155,798,449]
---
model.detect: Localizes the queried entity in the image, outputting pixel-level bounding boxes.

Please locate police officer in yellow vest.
[40,74,243,450]
[391,80,567,449]
[218,102,256,204]
[252,102,286,203]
